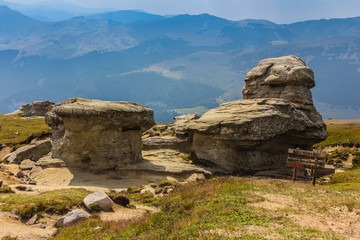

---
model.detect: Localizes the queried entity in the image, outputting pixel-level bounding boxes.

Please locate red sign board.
[286,162,302,168]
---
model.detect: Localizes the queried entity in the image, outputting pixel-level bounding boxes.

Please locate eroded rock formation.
[10,101,55,117]
[187,99,327,172]
[45,98,155,171]
[142,55,327,173]
[186,55,327,172]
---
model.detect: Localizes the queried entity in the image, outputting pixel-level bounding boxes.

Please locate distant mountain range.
[0,4,359,122]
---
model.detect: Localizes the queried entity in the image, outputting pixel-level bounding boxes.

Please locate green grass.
[0,188,90,220]
[314,124,360,147]
[52,172,360,239]
[0,115,51,145]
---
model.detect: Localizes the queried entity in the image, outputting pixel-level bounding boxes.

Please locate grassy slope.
[53,168,360,239]
[0,114,51,145]
[0,188,90,220]
[315,124,360,147]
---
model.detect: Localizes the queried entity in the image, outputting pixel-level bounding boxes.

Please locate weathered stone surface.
[2,140,52,164]
[84,190,114,211]
[56,209,90,227]
[182,56,327,173]
[10,101,55,117]
[26,214,38,225]
[35,156,66,169]
[242,55,315,110]
[142,114,198,151]
[45,98,155,171]
[20,159,36,170]
[15,170,25,178]
[187,99,327,172]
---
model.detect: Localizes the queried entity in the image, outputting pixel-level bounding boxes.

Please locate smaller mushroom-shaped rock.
[56,209,90,227]
[84,190,114,211]
[46,98,155,171]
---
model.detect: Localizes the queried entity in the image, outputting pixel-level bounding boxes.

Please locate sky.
[4,0,360,23]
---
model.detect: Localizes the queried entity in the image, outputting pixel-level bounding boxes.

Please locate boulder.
[2,140,52,164]
[185,56,327,173]
[45,98,155,171]
[10,101,54,117]
[56,209,90,227]
[84,190,114,211]
[20,159,36,170]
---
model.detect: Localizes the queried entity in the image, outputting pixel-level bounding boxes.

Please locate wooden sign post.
[287,149,327,186]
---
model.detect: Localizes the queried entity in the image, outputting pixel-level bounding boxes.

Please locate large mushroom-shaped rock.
[186,55,327,173]
[10,101,55,117]
[45,98,155,171]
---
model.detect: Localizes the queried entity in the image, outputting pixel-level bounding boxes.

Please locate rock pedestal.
[45,98,155,172]
[185,55,328,172]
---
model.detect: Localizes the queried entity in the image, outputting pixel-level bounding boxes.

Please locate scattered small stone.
[163,186,174,194]
[13,131,19,135]
[28,179,37,185]
[197,174,206,181]
[15,185,32,191]
[140,188,151,194]
[20,175,30,181]
[94,226,102,230]
[38,223,46,229]
[117,188,127,193]
[15,170,25,178]
[26,214,38,225]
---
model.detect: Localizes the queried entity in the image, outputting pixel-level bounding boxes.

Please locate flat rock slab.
[116,149,212,176]
[2,140,52,164]
[35,156,66,169]
[20,159,36,170]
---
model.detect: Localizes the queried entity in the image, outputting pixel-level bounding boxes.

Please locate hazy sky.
[5,0,360,23]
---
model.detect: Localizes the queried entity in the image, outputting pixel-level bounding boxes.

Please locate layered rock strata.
[45,98,155,171]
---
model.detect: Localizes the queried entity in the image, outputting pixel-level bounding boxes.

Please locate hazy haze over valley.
[0,0,360,122]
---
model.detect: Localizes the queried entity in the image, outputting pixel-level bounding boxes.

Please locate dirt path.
[0,212,56,240]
